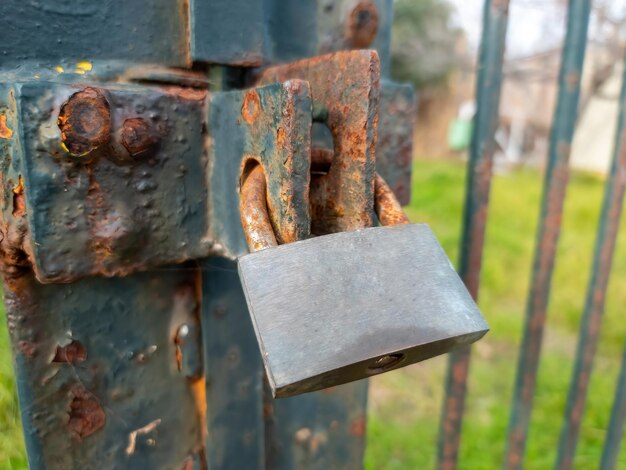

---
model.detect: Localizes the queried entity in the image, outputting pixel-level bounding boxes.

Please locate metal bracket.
[0,47,415,469]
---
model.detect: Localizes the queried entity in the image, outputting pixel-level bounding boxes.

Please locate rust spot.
[345,0,379,48]
[58,87,111,156]
[53,340,86,364]
[492,0,510,13]
[242,91,260,125]
[121,117,158,157]
[67,386,106,439]
[12,176,25,217]
[0,114,12,139]
[18,340,36,358]
[350,416,366,437]
[182,457,194,470]
[190,377,207,443]
[276,126,286,148]
[309,433,327,454]
[566,71,580,91]
[174,324,188,372]
[258,50,379,235]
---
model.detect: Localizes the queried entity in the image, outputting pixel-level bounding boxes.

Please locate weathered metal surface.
[201,69,316,468]
[376,80,416,205]
[240,164,278,252]
[207,81,312,257]
[202,257,265,470]
[264,0,393,76]
[239,224,488,397]
[258,50,380,236]
[264,383,369,470]
[255,49,382,469]
[313,0,393,76]
[437,1,510,468]
[558,52,626,469]
[505,2,591,468]
[374,173,410,226]
[190,0,265,66]
[0,0,190,68]
[3,80,209,283]
[0,0,394,70]
[0,1,416,468]
[5,267,205,468]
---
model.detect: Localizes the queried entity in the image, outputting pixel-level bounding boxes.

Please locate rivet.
[58,88,111,157]
[121,117,158,157]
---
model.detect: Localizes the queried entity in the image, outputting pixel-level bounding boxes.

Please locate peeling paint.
[0,114,12,139]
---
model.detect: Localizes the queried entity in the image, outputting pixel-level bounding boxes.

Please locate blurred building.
[414,39,624,176]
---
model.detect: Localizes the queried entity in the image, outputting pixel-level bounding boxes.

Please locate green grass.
[1,158,626,468]
[0,289,25,469]
[365,159,626,469]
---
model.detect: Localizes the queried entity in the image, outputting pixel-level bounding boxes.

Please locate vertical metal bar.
[556,53,626,470]
[602,339,626,469]
[503,1,591,468]
[437,0,509,468]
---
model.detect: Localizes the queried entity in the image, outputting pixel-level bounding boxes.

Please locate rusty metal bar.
[437,0,509,467]
[575,58,626,470]
[312,148,409,226]
[240,163,278,252]
[603,339,626,468]
[504,1,591,468]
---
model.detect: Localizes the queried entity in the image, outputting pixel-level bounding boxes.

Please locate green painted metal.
[0,0,416,468]
[256,49,385,466]
[9,81,209,282]
[202,257,265,469]
[437,0,510,467]
[6,268,205,468]
[574,56,626,470]
[376,80,416,205]
[0,0,190,68]
[504,2,592,468]
[4,0,626,468]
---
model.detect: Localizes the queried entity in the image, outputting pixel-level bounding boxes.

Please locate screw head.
[121,117,157,157]
[345,0,380,48]
[58,88,111,156]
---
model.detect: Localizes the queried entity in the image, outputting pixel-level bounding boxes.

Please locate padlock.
[238,164,489,398]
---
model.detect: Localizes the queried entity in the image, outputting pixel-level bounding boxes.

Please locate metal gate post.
[437,1,509,468]
[0,1,416,469]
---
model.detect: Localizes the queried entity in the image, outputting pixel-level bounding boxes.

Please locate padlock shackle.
[240,158,409,253]
[240,164,278,252]
[239,159,409,252]
[374,173,410,226]
[309,148,409,227]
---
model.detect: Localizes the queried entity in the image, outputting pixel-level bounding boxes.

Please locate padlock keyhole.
[367,353,405,374]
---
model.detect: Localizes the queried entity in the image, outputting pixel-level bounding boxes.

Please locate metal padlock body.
[238,224,489,398]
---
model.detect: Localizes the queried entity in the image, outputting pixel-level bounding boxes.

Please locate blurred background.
[3,0,626,468]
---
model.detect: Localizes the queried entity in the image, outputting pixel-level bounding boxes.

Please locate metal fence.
[437,0,626,468]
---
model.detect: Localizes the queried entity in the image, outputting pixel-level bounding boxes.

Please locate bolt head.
[58,88,111,156]
[345,0,380,48]
[121,117,157,157]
